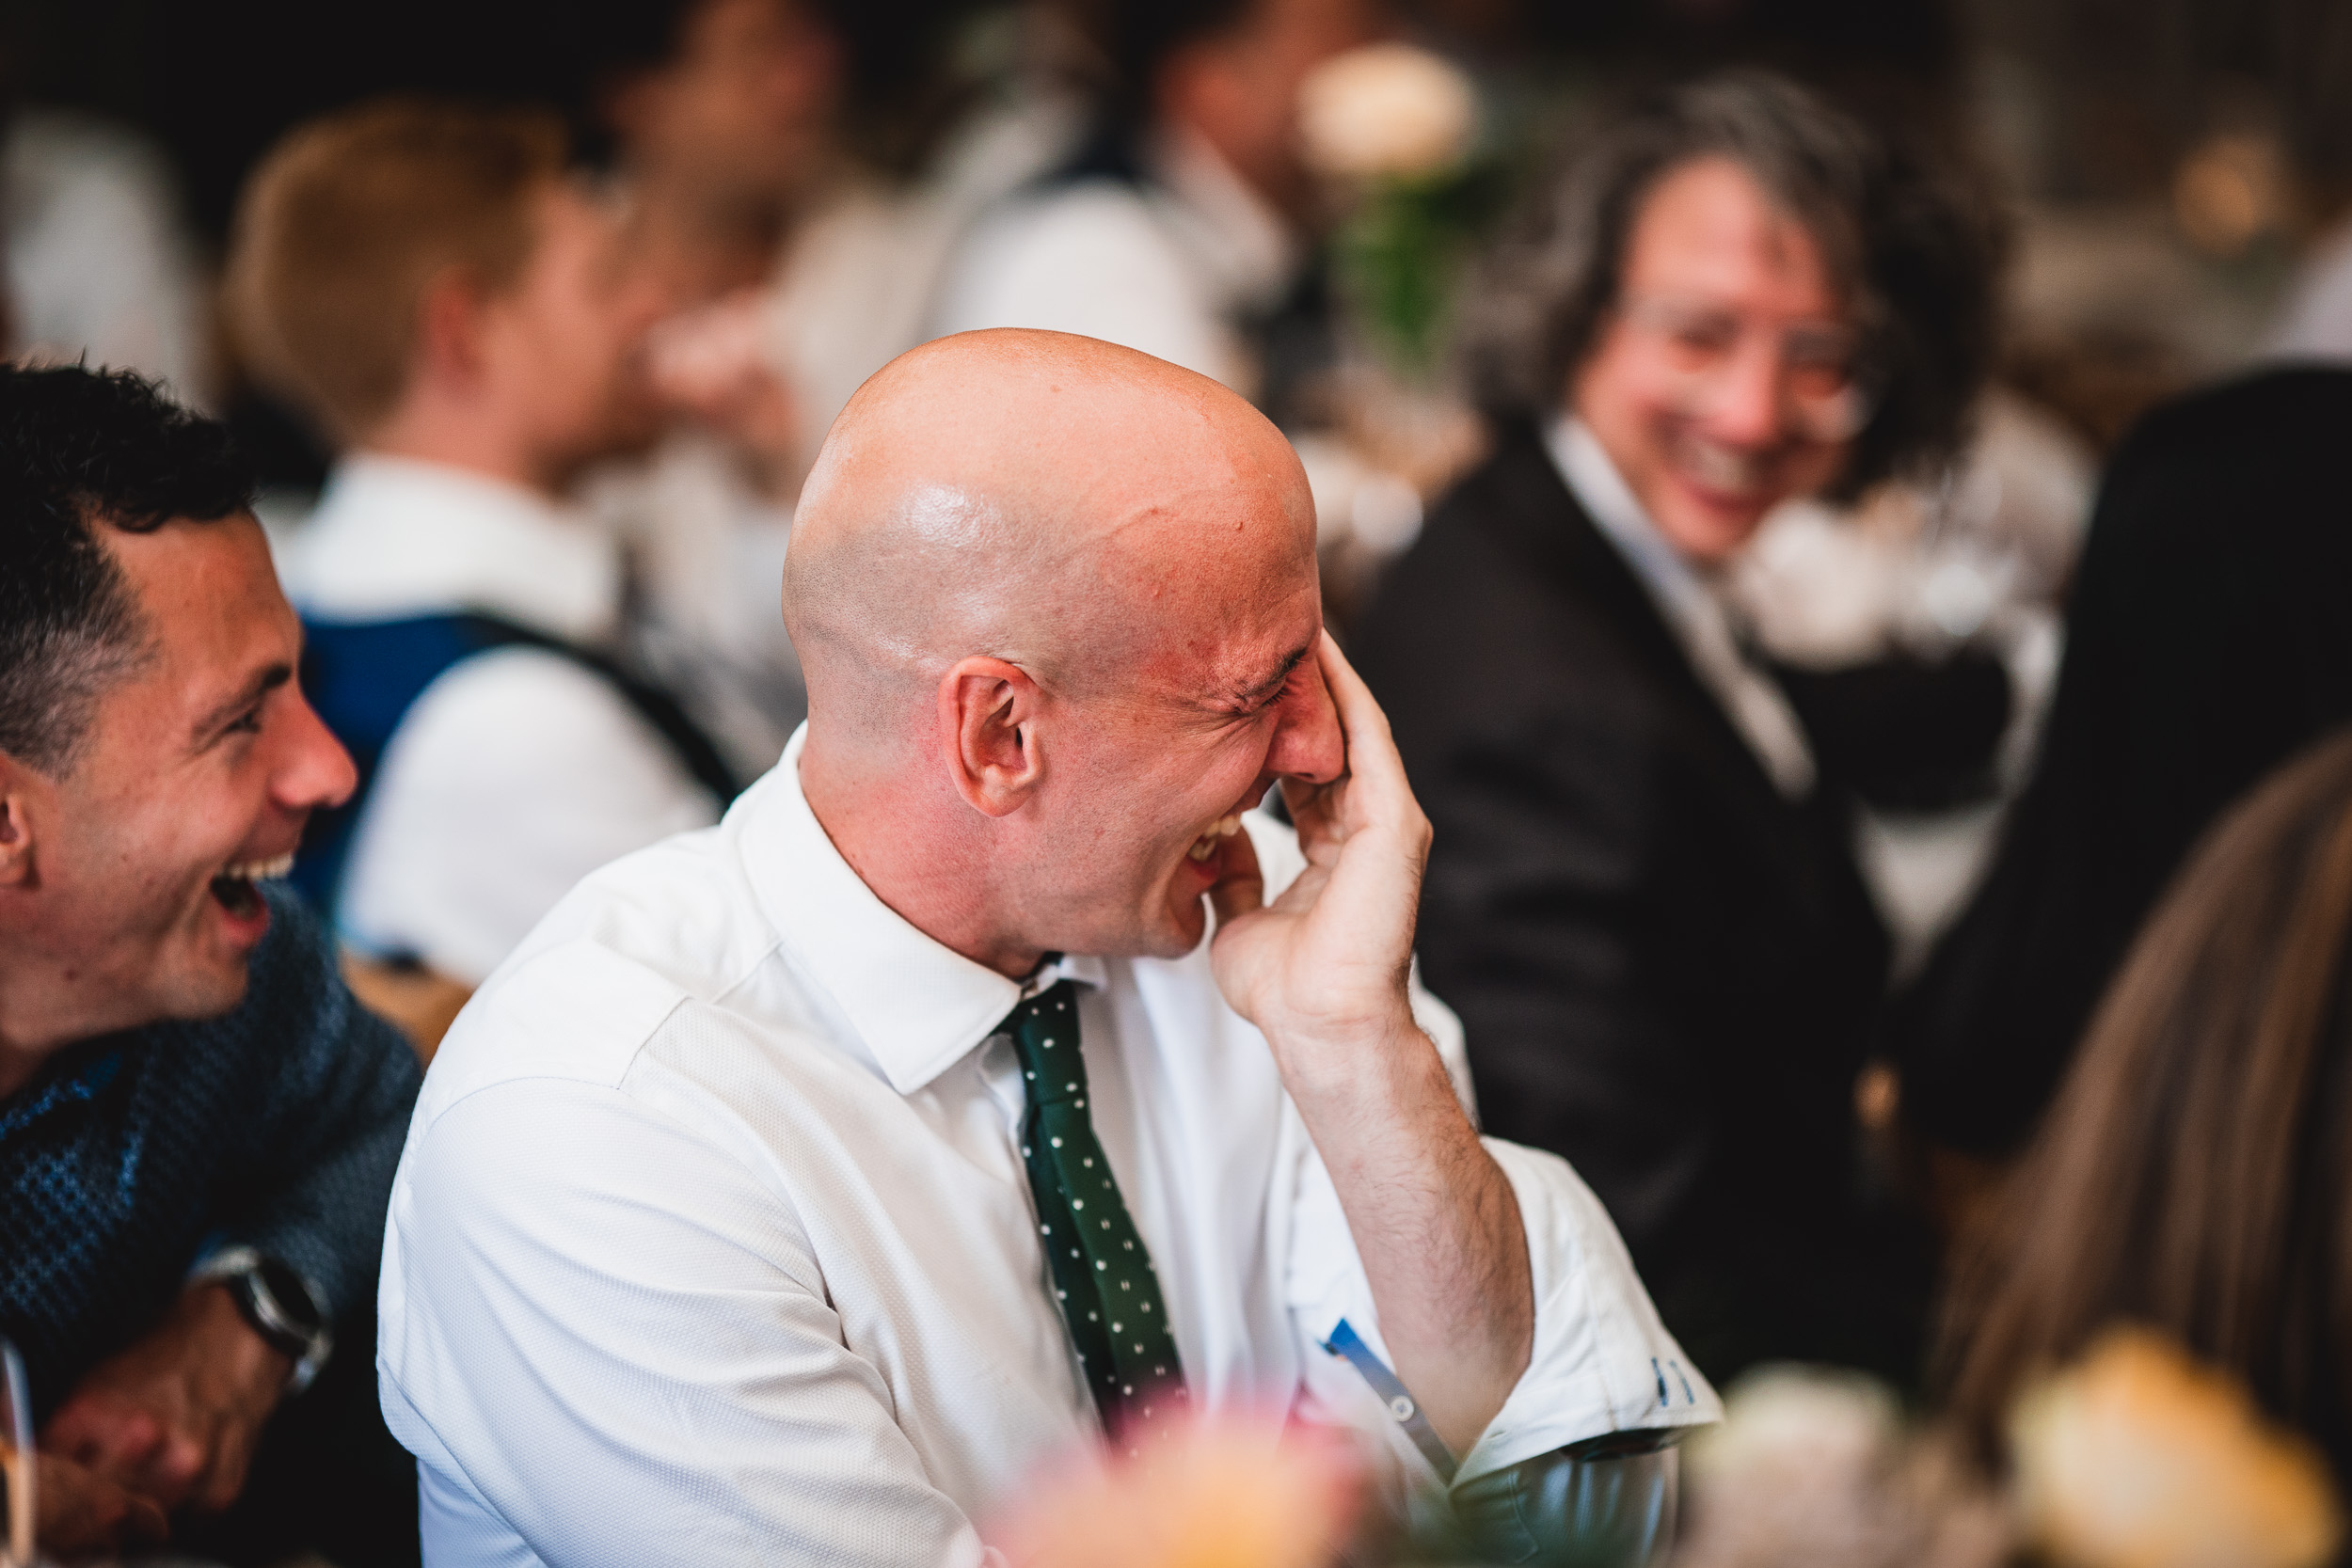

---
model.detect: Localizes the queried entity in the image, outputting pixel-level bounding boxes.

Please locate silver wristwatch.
[189,1246,334,1394]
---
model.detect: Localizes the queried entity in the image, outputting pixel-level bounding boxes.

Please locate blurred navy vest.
[293,613,738,916]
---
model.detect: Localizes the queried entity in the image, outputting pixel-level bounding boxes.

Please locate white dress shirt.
[378,729,1719,1567]
[930,126,1296,396]
[286,455,721,984]
[1547,417,1817,799]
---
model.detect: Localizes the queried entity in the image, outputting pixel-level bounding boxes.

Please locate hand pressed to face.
[790,330,1531,1454]
[936,535,1343,969]
[1207,633,1427,1059]
[41,1284,290,1518]
[1203,634,1534,1460]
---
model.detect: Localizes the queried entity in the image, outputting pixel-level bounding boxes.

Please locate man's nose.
[1703,343,1791,448]
[277,690,358,814]
[1268,663,1345,785]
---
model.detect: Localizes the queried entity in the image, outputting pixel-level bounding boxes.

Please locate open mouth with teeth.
[1677,437,1770,499]
[1186,815,1244,863]
[210,852,296,919]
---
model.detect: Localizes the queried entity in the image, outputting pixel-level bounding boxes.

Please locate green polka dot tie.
[1001,979,1185,1443]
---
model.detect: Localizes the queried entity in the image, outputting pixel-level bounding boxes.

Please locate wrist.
[180,1285,294,1414]
[1264,1004,1435,1106]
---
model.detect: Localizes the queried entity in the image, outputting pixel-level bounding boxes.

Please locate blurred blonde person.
[227,101,733,1055]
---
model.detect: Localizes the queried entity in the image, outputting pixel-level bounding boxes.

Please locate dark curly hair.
[1464,70,2004,499]
[0,363,254,776]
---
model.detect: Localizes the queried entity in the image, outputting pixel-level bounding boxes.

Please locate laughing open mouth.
[1186,816,1243,863]
[210,852,295,918]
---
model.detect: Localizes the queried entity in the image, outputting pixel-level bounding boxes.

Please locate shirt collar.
[1543,414,1721,628]
[1543,413,1818,799]
[287,453,621,642]
[737,727,1106,1096]
[1142,123,1298,317]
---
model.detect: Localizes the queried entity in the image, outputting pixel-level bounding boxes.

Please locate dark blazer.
[1353,421,1906,1383]
[1894,368,2352,1157]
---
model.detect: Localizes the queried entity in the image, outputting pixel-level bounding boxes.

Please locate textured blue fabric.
[0,884,421,1419]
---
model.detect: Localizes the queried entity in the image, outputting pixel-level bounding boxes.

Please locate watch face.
[254,1258,325,1333]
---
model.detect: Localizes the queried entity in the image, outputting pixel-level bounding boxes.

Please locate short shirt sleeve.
[339,647,720,984]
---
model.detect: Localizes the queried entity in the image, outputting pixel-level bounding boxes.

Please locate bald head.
[783,330,1314,746]
[785,330,1340,973]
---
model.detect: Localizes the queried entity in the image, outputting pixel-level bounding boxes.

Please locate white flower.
[1297,43,1476,182]
[1675,1367,2012,1568]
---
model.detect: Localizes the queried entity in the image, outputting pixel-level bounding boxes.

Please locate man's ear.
[413,268,489,393]
[0,755,38,890]
[938,657,1045,818]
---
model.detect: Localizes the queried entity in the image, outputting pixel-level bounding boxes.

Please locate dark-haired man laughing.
[0,363,421,1562]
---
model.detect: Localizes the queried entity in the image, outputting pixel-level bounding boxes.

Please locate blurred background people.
[7,0,2352,1548]
[931,0,1372,404]
[0,10,211,407]
[0,364,421,1567]
[1937,723,2352,1495]
[584,0,845,312]
[1353,71,2000,1385]
[573,0,1087,776]
[225,100,734,1054]
[1893,367,2352,1190]
[570,0,851,777]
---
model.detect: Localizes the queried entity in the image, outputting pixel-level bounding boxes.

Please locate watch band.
[190,1247,334,1395]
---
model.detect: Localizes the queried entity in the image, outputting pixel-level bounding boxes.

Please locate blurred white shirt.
[377,729,1717,1568]
[2268,216,2352,363]
[287,455,719,984]
[4,111,209,404]
[930,126,1295,395]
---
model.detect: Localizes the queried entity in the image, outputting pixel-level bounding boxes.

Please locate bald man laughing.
[377,331,1717,1567]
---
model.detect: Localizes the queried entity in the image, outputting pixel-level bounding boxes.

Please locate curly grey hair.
[1462,70,2003,498]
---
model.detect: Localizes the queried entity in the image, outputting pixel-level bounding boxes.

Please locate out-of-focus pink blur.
[986,1405,1367,1568]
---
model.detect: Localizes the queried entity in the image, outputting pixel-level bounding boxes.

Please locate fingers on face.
[1311,632,1423,830]
[149,1429,206,1495]
[52,1402,158,1474]
[1208,820,1267,926]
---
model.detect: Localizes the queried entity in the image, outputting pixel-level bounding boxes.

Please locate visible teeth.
[1187,815,1244,863]
[1683,440,1764,495]
[222,852,295,882]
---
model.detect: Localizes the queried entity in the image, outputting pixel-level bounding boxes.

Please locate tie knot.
[1003,980,1088,1106]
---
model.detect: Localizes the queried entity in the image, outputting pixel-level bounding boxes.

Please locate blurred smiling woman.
[1354,70,2000,1383]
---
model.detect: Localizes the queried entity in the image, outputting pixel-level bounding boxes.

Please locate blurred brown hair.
[1938,725,2352,1480]
[224,97,567,443]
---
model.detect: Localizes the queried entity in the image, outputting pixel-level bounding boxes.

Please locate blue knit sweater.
[0,885,421,1418]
